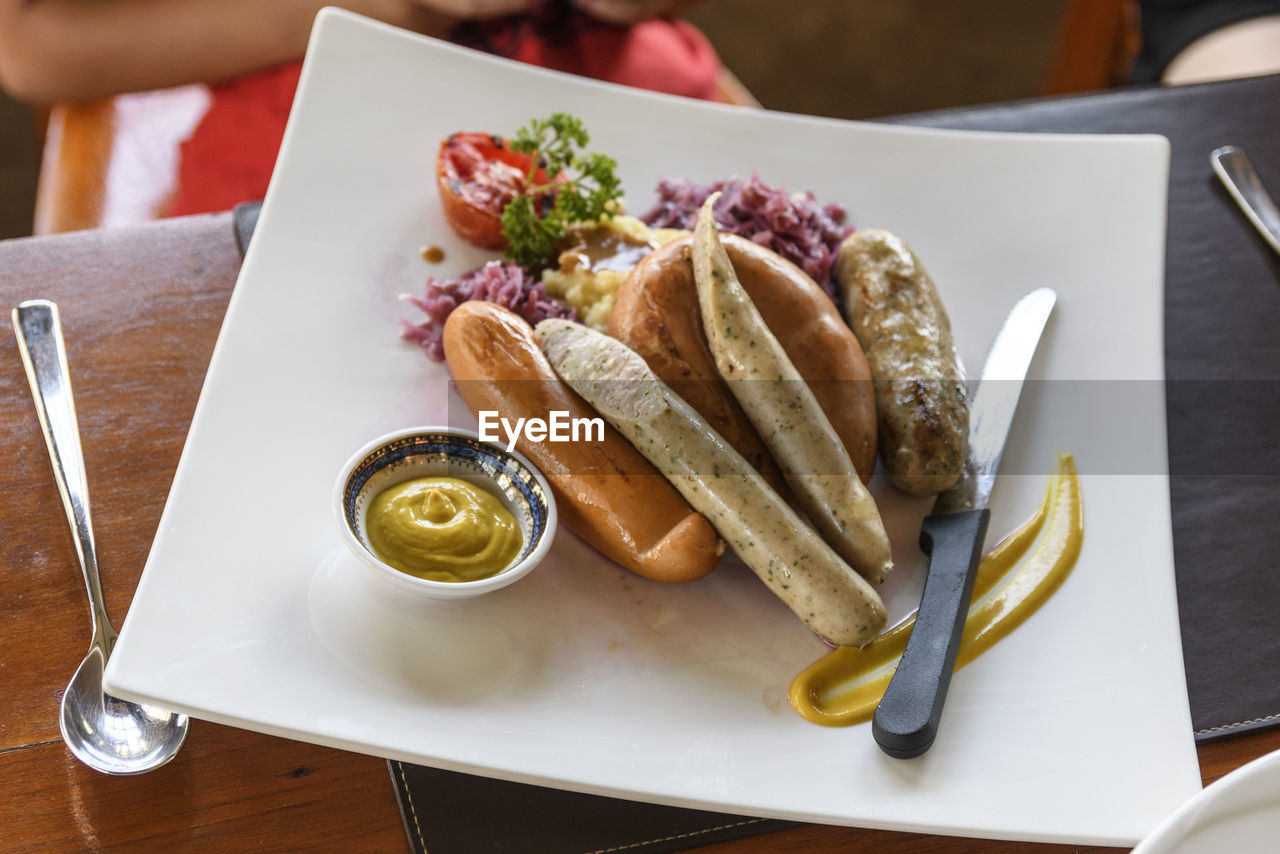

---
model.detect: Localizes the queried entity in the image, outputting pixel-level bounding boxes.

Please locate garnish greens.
[501,113,623,269]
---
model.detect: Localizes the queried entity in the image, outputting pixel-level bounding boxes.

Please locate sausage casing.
[835,229,968,497]
[536,317,887,646]
[691,200,893,585]
[609,234,877,485]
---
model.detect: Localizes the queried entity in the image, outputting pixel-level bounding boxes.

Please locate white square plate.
[106,9,1200,845]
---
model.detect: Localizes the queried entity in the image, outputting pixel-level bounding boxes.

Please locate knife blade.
[872,286,1057,759]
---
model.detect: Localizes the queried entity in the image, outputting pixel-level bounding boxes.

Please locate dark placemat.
[234,73,1280,851]
[887,74,1280,743]
[388,763,793,854]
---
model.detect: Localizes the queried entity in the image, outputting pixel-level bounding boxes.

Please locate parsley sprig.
[500,113,623,269]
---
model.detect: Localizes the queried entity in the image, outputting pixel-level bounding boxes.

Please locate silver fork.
[1211,145,1280,257]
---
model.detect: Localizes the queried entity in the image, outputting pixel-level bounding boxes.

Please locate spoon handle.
[12,300,117,654]
[1211,145,1280,257]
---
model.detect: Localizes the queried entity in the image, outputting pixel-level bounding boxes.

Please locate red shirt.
[166,14,724,217]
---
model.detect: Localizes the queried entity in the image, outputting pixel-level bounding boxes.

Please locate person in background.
[1132,0,1280,83]
[0,0,723,217]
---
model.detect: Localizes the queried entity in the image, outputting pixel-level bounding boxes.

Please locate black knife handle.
[873,507,990,759]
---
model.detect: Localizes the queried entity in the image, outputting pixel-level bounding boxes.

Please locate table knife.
[872,287,1057,758]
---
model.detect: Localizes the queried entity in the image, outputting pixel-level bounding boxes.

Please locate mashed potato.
[541,215,685,329]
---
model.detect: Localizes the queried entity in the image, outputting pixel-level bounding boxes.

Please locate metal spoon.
[1211,145,1280,257]
[12,299,189,775]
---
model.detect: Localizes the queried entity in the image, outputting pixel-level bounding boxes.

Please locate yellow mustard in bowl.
[365,476,522,582]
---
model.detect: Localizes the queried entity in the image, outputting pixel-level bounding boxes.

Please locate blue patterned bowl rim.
[337,427,554,586]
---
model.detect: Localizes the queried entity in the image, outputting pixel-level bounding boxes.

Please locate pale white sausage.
[692,197,893,585]
[535,318,887,647]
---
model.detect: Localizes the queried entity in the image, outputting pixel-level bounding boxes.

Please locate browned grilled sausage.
[835,229,968,497]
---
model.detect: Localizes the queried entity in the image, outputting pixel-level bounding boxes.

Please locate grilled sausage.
[835,229,968,497]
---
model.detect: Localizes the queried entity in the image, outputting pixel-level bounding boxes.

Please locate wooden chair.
[1043,0,1140,95]
[33,85,210,234]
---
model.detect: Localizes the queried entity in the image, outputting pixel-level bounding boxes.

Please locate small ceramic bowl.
[334,427,556,599]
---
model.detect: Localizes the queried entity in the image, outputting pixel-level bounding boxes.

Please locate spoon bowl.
[13,299,189,774]
[60,647,189,775]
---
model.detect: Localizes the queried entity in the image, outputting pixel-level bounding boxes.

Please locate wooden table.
[1,212,1278,852]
